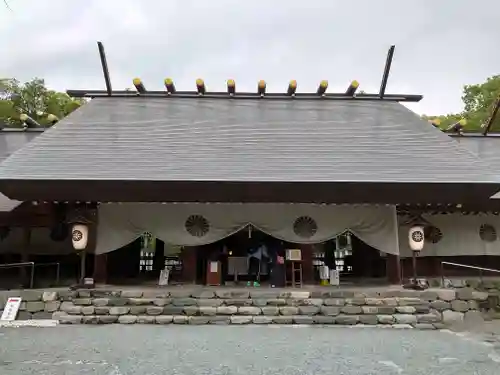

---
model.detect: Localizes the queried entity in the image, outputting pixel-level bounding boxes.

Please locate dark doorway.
[348,235,386,279]
[195,227,286,286]
[106,236,166,284]
[315,232,387,284]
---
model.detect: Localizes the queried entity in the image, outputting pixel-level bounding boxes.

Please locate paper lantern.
[408,225,424,251]
[72,223,89,250]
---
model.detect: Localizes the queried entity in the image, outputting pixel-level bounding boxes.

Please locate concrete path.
[0,325,499,374]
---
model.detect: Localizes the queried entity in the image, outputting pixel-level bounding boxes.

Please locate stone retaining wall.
[0,287,491,328]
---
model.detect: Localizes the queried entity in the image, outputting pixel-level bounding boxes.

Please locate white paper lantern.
[72,223,89,250]
[408,225,425,251]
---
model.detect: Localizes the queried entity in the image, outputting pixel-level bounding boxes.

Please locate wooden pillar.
[93,254,108,284]
[180,246,197,284]
[20,227,31,287]
[79,250,86,283]
[299,245,314,284]
[153,240,165,276]
[386,253,401,285]
[87,207,106,284]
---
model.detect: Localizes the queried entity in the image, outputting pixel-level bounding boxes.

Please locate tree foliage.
[0,78,85,127]
[423,75,500,131]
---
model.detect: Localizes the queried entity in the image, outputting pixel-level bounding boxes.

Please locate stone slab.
[118,315,137,324]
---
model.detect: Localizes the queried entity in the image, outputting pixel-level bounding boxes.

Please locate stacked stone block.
[0,287,493,328]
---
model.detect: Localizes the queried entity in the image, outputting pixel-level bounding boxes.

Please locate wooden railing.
[0,261,61,289]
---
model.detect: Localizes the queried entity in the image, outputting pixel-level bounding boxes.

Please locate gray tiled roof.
[0,129,42,211]
[455,137,500,167]
[0,97,497,183]
[0,130,41,162]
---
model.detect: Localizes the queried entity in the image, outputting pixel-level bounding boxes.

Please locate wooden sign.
[158,268,170,286]
[1,297,22,321]
[330,270,340,286]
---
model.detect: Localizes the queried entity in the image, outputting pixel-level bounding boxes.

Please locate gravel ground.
[451,319,500,335]
[0,325,499,375]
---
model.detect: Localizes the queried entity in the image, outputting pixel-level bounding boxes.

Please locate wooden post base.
[386,253,401,285]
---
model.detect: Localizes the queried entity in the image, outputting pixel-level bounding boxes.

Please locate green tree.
[0,79,22,125]
[45,91,84,120]
[0,100,16,124]
[424,75,500,132]
[0,78,84,127]
[462,75,500,131]
[9,78,49,118]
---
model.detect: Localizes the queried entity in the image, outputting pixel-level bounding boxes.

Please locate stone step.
[55,313,446,328]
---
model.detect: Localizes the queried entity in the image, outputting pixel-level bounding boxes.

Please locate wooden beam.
[65,89,423,102]
[379,45,396,98]
[482,94,500,136]
[97,41,113,96]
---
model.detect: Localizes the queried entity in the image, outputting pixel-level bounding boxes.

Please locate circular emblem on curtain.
[185,215,210,237]
[411,230,424,243]
[424,226,443,244]
[293,216,318,238]
[479,224,497,242]
[72,229,83,242]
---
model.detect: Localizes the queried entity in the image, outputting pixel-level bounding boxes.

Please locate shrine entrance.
[312,232,387,284]
[195,226,289,286]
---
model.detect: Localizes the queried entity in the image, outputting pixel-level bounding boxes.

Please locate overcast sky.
[1,0,499,115]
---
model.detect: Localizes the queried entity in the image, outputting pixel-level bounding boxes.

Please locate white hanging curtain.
[95,203,399,255]
[95,204,143,255]
[399,213,500,257]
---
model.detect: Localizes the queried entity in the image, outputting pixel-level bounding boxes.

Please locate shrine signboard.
[1,297,22,321]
